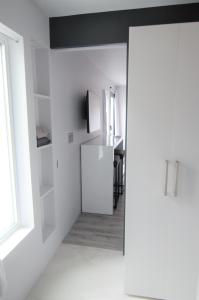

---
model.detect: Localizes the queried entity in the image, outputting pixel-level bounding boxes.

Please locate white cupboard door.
[167,22,199,300]
[125,22,199,300]
[125,24,179,300]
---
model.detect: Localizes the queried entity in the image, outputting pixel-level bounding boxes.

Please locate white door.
[125,23,199,300]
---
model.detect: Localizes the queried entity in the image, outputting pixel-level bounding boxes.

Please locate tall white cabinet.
[125,22,199,300]
[31,44,56,242]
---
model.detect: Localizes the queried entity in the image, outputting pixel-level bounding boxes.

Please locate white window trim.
[0,33,20,243]
[0,24,34,255]
[0,227,33,260]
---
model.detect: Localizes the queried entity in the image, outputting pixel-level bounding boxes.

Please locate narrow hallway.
[64,196,125,251]
[26,243,137,300]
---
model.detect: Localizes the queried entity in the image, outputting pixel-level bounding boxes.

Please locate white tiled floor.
[26,244,144,300]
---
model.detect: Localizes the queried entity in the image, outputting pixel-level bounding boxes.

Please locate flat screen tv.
[85,90,101,133]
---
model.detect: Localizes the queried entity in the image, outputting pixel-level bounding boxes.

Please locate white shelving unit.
[31,43,56,242]
[40,185,54,199]
[37,143,53,150]
[35,93,52,143]
[34,93,51,101]
[41,191,56,242]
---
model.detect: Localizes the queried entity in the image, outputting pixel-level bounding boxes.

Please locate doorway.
[52,44,127,252]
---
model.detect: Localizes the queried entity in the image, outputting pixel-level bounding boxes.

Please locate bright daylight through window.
[0,33,18,241]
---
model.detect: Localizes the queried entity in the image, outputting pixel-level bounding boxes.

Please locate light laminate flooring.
[26,244,144,300]
[63,196,124,251]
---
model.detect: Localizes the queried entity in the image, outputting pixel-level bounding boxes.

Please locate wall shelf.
[41,192,56,242]
[34,93,51,101]
[35,97,52,142]
[32,47,50,96]
[37,143,53,151]
[31,43,56,243]
[40,185,54,199]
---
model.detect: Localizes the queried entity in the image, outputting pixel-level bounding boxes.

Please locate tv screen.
[86,91,101,133]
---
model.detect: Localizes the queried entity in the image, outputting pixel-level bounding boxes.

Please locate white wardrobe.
[125,22,199,300]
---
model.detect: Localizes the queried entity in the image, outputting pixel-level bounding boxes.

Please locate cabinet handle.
[174,160,180,197]
[164,160,169,196]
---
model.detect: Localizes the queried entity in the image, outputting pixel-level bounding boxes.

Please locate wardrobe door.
[125,24,178,300]
[167,22,199,300]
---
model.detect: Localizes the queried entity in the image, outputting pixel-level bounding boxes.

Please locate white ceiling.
[82,46,127,86]
[32,0,199,17]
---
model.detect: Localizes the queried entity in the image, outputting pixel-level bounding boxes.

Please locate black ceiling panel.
[50,3,199,49]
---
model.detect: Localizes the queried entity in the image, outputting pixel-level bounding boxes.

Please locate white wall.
[51,50,114,237]
[0,1,63,300]
[0,3,123,299]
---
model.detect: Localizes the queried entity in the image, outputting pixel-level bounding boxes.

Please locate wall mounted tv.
[85,90,101,133]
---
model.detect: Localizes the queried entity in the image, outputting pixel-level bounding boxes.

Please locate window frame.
[0,33,20,243]
[106,91,116,136]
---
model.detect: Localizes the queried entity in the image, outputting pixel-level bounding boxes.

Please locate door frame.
[52,42,128,254]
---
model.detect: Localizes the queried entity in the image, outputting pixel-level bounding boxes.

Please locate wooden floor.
[64,196,125,251]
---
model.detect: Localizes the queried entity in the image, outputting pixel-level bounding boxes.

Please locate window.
[0,23,34,256]
[0,33,18,241]
[105,90,116,136]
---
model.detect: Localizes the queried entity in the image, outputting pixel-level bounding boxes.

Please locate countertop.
[82,135,123,149]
